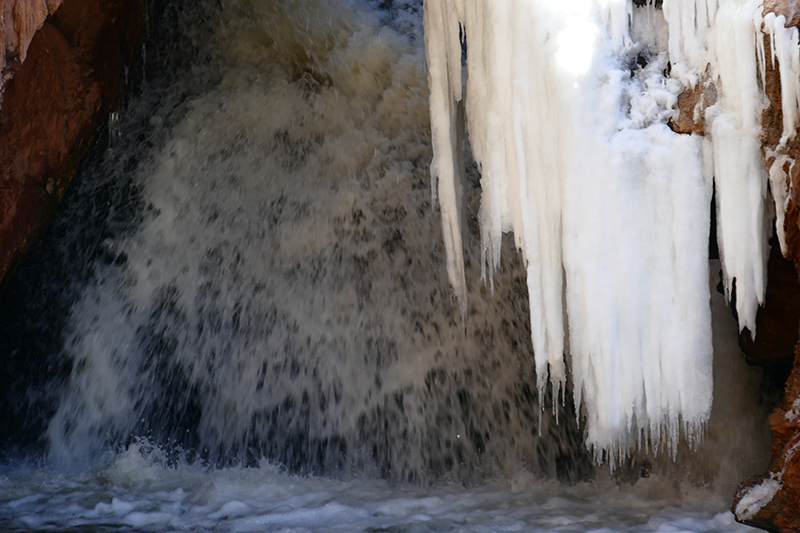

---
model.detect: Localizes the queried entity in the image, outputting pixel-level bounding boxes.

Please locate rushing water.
[0,0,774,531]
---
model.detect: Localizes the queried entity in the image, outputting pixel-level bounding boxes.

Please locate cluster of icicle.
[424,0,800,465]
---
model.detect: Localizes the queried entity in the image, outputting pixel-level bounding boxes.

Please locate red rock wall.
[1,0,63,99]
[0,0,144,288]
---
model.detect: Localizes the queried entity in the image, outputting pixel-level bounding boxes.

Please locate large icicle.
[564,84,713,459]
[424,0,793,460]
[702,0,769,335]
[424,0,468,317]
[460,0,568,402]
[558,2,713,459]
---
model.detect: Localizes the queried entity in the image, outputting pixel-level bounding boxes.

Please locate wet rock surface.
[0,0,144,289]
[1,0,63,96]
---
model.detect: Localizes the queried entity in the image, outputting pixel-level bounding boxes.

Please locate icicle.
[705,0,769,336]
[460,0,570,405]
[759,11,800,260]
[424,0,800,460]
[769,154,794,256]
[424,0,467,317]
[564,121,712,456]
[661,0,718,84]
[763,12,800,147]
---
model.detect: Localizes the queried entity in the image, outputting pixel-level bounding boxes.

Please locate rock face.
[1,0,63,98]
[736,359,800,532]
[667,2,800,529]
[0,0,144,288]
[739,238,800,371]
[733,4,800,531]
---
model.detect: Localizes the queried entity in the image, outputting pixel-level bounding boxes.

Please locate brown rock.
[0,0,144,288]
[735,352,800,532]
[740,238,800,369]
[670,80,717,135]
[1,0,64,96]
[764,0,800,28]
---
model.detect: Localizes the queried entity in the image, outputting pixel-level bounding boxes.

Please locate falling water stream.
[0,0,775,531]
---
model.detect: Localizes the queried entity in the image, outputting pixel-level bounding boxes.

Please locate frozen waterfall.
[425,0,800,463]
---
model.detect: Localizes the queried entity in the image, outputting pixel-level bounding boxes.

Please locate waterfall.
[0,2,774,529]
[2,0,596,482]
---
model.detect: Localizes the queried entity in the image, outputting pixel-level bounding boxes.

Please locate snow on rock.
[733,362,800,530]
[761,10,800,259]
[734,475,782,522]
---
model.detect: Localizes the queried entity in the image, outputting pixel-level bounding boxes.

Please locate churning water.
[0,447,764,532]
[0,0,774,530]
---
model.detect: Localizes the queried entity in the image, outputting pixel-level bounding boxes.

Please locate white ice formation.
[424,0,800,463]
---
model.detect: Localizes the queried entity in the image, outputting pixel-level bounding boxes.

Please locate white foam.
[46,0,597,481]
[0,451,765,533]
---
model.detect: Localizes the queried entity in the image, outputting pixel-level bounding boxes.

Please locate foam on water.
[0,444,762,532]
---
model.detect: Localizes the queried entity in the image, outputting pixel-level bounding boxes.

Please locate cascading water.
[0,0,775,531]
